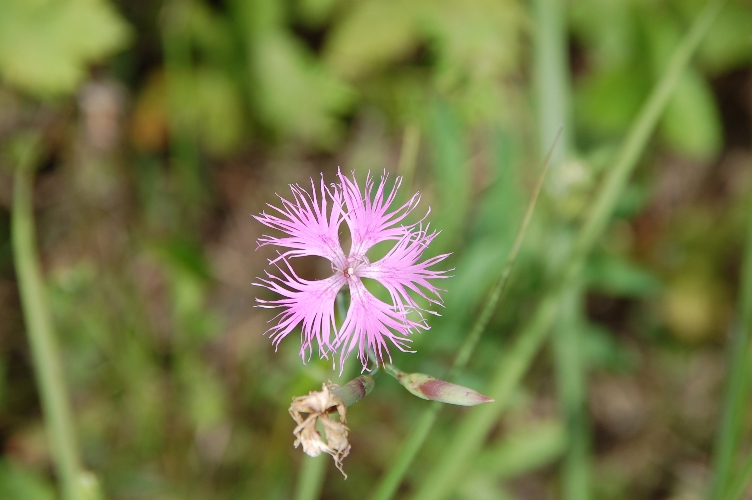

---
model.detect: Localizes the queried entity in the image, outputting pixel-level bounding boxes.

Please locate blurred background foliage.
[0,0,750,498]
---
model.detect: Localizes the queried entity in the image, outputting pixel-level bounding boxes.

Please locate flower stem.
[412,1,724,497]
[294,290,362,500]
[11,138,86,500]
[370,127,561,500]
[295,456,327,500]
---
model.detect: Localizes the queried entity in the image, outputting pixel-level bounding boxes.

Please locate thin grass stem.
[553,285,590,499]
[532,0,590,494]
[370,128,561,500]
[412,2,724,497]
[11,138,85,500]
[711,180,752,499]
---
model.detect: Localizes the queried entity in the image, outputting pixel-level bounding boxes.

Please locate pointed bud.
[387,366,493,406]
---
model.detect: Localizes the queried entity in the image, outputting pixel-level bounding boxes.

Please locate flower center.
[334,255,369,279]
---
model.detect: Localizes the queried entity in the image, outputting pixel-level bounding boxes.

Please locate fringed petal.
[255,260,346,362]
[334,278,428,372]
[358,226,451,318]
[255,176,347,267]
[338,169,426,257]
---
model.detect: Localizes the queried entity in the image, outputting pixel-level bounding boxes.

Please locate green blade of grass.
[11,137,86,500]
[711,178,752,499]
[533,0,571,161]
[532,0,590,495]
[370,127,561,500]
[412,2,724,497]
[553,285,590,499]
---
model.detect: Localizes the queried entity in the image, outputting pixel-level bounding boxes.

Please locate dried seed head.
[289,382,351,477]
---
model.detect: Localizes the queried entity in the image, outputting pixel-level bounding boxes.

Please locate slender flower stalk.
[255,170,450,371]
[10,135,87,499]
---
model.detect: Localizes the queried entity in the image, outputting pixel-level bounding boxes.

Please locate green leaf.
[659,69,722,160]
[0,0,131,96]
[182,68,245,155]
[684,0,752,73]
[254,31,353,147]
[473,419,566,477]
[0,460,55,500]
[586,254,662,297]
[575,64,651,138]
[323,0,420,80]
[423,0,522,86]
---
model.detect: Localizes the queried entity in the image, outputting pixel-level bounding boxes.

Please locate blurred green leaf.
[254,31,353,146]
[177,355,227,428]
[660,69,722,160]
[188,68,246,155]
[423,0,522,87]
[187,2,238,66]
[576,64,650,138]
[324,0,420,80]
[570,0,635,67]
[296,0,340,26]
[0,0,131,96]
[0,460,55,500]
[683,0,752,73]
[473,419,566,478]
[427,99,470,249]
[581,322,640,372]
[586,254,662,297]
[643,6,722,160]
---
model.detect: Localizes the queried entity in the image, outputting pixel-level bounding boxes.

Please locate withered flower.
[289,382,351,477]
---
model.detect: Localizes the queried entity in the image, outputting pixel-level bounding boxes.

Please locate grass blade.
[11,137,86,500]
[553,285,590,499]
[370,128,561,500]
[711,180,752,499]
[412,2,724,497]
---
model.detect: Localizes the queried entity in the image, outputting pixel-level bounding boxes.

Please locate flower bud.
[388,367,493,406]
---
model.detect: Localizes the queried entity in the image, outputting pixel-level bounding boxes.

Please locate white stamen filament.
[347,267,354,276]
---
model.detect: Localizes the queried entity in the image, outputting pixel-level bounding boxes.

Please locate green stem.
[448,127,561,381]
[553,285,589,499]
[532,0,590,494]
[370,128,561,500]
[711,180,752,499]
[295,456,327,500]
[412,2,723,497]
[533,0,571,161]
[11,143,85,500]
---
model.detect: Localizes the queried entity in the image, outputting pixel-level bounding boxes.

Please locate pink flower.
[254,170,451,371]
